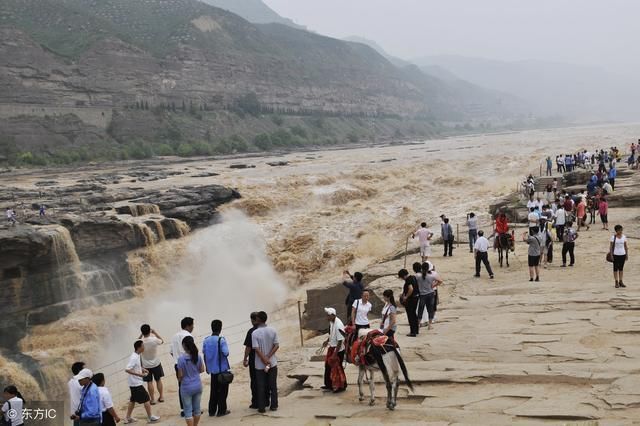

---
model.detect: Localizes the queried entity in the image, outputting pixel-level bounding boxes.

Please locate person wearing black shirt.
[342,271,364,323]
[243,312,267,409]
[398,269,419,337]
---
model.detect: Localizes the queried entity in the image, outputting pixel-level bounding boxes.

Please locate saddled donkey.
[345,327,414,410]
[494,230,515,267]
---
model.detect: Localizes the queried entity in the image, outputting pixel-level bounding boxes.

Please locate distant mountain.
[413,55,640,121]
[345,36,530,120]
[200,0,305,29]
[344,36,411,68]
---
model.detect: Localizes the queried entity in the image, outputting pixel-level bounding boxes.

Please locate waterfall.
[39,225,86,293]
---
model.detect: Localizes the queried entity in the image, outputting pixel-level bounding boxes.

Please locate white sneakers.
[124,414,160,423]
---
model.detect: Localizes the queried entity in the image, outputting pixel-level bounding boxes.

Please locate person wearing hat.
[321,308,346,393]
[71,369,102,425]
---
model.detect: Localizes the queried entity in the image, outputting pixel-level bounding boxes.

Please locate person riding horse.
[494,211,514,267]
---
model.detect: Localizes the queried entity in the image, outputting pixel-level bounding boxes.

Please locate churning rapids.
[2,123,640,405]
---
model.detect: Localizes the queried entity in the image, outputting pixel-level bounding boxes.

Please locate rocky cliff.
[0,179,240,350]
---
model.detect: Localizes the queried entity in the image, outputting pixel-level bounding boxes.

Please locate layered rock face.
[0,182,240,349]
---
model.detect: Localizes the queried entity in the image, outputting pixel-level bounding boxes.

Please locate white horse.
[350,329,414,410]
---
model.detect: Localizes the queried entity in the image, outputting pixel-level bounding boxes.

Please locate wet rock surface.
[0,179,240,350]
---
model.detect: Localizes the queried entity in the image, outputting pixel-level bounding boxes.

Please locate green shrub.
[254,133,273,151]
[176,143,194,157]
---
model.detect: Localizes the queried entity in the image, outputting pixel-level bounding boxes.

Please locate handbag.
[216,337,234,384]
[606,252,613,263]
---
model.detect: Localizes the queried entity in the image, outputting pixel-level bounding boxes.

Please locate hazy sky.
[263,0,640,73]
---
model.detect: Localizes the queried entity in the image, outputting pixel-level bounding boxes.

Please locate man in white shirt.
[139,324,165,404]
[170,317,194,417]
[554,206,566,241]
[473,230,494,279]
[124,340,159,423]
[321,308,346,392]
[68,361,85,425]
[412,222,433,262]
[526,197,537,210]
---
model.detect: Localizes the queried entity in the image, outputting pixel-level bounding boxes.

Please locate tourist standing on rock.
[557,155,565,173]
[546,156,553,176]
[351,290,373,331]
[527,207,539,236]
[473,231,494,279]
[342,271,365,323]
[203,320,231,418]
[554,204,566,241]
[602,180,613,196]
[91,373,121,426]
[576,197,589,232]
[466,213,478,253]
[610,225,629,288]
[412,222,434,262]
[608,165,617,190]
[379,290,398,339]
[73,369,102,425]
[252,311,280,413]
[125,341,160,424]
[587,196,597,225]
[416,262,442,330]
[170,317,194,417]
[139,324,165,405]
[441,218,454,257]
[539,227,553,269]
[523,229,542,282]
[39,204,46,217]
[69,361,85,426]
[561,221,578,267]
[321,307,347,393]
[243,312,262,410]
[599,197,609,230]
[399,269,420,337]
[177,336,204,426]
[6,208,17,226]
[2,386,25,426]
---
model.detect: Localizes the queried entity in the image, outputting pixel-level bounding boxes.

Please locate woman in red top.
[494,213,509,235]
[599,197,609,230]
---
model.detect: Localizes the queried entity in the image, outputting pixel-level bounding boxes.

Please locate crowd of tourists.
[514,145,630,286]
[39,312,279,425]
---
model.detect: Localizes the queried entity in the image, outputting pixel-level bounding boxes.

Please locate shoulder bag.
[216,337,234,384]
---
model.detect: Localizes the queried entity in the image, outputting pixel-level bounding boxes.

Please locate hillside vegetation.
[0,0,529,166]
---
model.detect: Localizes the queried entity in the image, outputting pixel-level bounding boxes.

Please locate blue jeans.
[181,389,202,419]
[468,229,477,252]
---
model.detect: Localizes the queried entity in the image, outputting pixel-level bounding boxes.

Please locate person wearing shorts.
[140,324,165,404]
[610,225,629,289]
[124,340,160,423]
[412,223,433,262]
[523,229,542,282]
